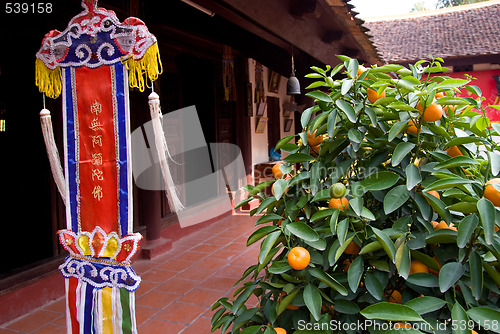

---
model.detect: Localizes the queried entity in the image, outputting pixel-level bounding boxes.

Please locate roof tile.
[363,2,500,63]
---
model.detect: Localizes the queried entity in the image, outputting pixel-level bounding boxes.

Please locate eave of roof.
[361,0,500,64]
[363,0,500,22]
[202,0,383,66]
[325,0,383,65]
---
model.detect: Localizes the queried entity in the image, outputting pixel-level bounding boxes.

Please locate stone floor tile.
[140,268,177,283]
[177,288,224,307]
[155,301,206,325]
[200,275,238,292]
[6,309,61,333]
[136,290,181,309]
[31,323,67,334]
[175,266,215,281]
[157,277,199,295]
[138,318,186,334]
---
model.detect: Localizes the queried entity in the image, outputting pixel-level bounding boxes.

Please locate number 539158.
[5,3,53,14]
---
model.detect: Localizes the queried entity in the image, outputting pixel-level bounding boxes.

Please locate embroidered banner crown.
[58,227,142,264]
[35,0,162,98]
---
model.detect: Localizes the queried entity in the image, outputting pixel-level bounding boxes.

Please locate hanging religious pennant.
[254,61,264,104]
[35,0,183,332]
[223,45,237,101]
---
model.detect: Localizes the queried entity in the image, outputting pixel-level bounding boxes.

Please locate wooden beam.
[290,0,317,17]
[342,47,359,58]
[186,0,291,52]
[322,30,344,43]
[204,0,345,66]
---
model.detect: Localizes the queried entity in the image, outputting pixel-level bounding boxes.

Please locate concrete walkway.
[0,213,260,334]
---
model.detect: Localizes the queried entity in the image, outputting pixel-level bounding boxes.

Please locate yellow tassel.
[122,43,163,92]
[35,58,62,99]
[35,43,162,96]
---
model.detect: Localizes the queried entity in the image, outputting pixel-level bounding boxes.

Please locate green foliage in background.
[211,55,500,334]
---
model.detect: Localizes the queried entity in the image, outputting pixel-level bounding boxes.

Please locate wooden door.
[266,96,281,155]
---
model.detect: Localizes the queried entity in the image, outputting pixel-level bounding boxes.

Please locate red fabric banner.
[75,66,119,235]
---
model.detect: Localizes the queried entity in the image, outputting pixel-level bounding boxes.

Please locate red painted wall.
[443,69,500,121]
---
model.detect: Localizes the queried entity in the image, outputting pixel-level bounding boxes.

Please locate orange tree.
[211,56,500,333]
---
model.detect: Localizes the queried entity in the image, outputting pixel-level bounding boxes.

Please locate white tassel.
[148,92,184,212]
[40,108,66,205]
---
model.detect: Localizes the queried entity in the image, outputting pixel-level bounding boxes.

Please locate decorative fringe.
[35,59,62,99]
[148,92,184,212]
[65,277,138,334]
[122,43,163,92]
[40,108,66,205]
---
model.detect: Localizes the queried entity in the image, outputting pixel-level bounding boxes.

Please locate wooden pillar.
[140,189,162,241]
[139,188,172,259]
[235,55,253,184]
[129,0,139,16]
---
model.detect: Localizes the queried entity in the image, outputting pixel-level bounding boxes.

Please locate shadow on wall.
[132,105,247,227]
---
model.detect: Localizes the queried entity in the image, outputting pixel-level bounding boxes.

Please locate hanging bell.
[287,52,300,95]
[287,75,301,95]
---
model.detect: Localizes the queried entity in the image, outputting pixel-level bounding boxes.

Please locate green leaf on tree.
[336,100,357,122]
[467,307,500,334]
[286,222,320,242]
[304,284,322,321]
[347,255,364,293]
[405,296,446,315]
[477,197,496,245]
[360,171,400,192]
[372,227,396,261]
[384,185,410,214]
[438,262,465,293]
[360,302,424,322]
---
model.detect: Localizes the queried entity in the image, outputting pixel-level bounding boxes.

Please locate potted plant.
[212,55,500,334]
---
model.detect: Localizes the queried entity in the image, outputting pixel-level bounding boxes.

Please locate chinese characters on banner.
[89,100,104,201]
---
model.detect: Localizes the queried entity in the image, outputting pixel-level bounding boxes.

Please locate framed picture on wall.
[246,82,253,116]
[284,118,293,132]
[255,117,268,133]
[283,101,297,118]
[268,71,281,93]
[256,97,266,116]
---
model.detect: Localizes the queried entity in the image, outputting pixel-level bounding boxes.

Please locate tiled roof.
[362,1,500,64]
